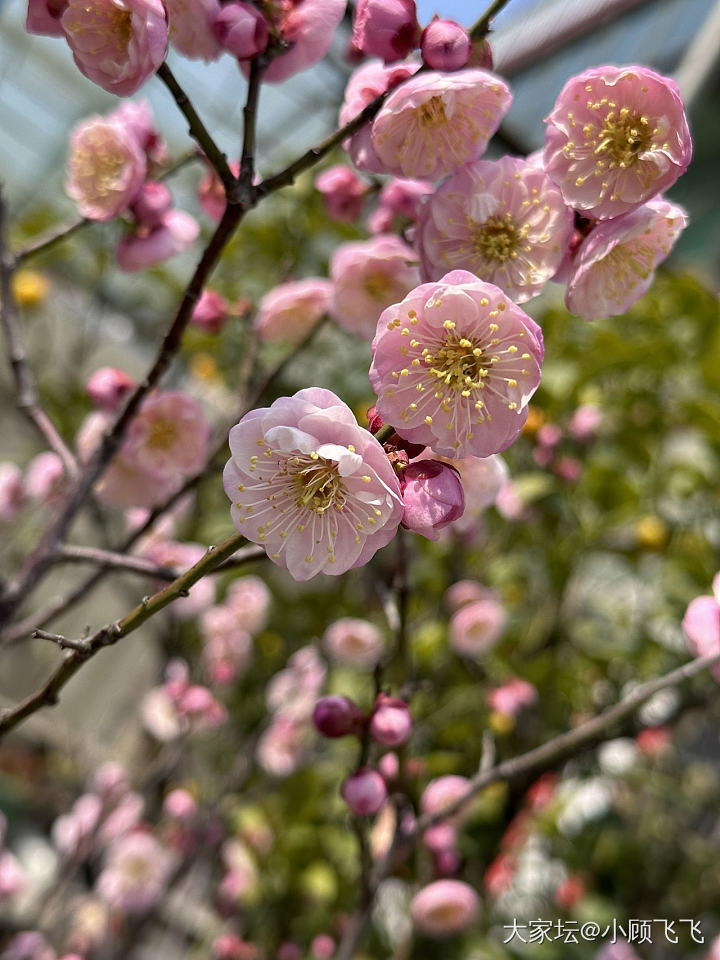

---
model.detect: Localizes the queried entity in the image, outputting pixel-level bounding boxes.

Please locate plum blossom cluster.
[66,102,198,272]
[200,575,271,685]
[141,658,227,741]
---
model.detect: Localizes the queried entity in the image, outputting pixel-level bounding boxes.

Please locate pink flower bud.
[368,694,412,747]
[400,461,465,541]
[315,165,367,222]
[191,290,229,333]
[352,0,419,62]
[313,696,364,738]
[117,210,199,272]
[213,2,269,60]
[163,788,197,820]
[0,463,24,522]
[423,822,457,853]
[378,751,399,783]
[341,767,387,815]
[420,19,470,71]
[310,935,335,960]
[435,847,462,876]
[25,451,65,504]
[410,879,479,936]
[86,367,136,411]
[131,182,173,228]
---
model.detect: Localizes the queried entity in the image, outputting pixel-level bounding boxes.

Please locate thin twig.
[51,542,265,579]
[239,56,265,192]
[0,191,79,478]
[0,530,249,738]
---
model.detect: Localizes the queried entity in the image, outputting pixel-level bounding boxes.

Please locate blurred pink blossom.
[200,605,253,685]
[131,181,173,228]
[410,879,479,936]
[254,278,332,343]
[86,367,136,411]
[213,2,268,60]
[341,767,387,815]
[124,391,210,479]
[352,0,419,63]
[97,831,174,914]
[66,117,146,221]
[449,595,506,659]
[24,451,65,504]
[257,0,346,84]
[0,463,24,522]
[683,583,720,682]
[117,210,199,271]
[368,176,432,234]
[568,403,603,442]
[315,165,367,222]
[191,289,230,333]
[369,694,412,746]
[165,0,222,61]
[324,617,384,668]
[487,678,538,716]
[420,775,471,826]
[225,575,271,635]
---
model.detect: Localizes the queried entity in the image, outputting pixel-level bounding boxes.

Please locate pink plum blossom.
[52,793,102,858]
[445,579,496,613]
[341,767,387,815]
[124,391,209,479]
[266,646,326,720]
[0,850,26,901]
[310,935,335,960]
[163,789,197,820]
[399,459,465,540]
[369,694,412,746]
[191,289,229,333]
[24,451,65,504]
[86,367,136,411]
[165,0,222,61]
[339,60,420,174]
[449,595,506,659]
[442,454,508,535]
[369,271,544,459]
[97,452,180,508]
[131,181,173,227]
[66,117,146,221]
[198,162,239,221]
[213,2,269,60]
[323,617,384,667]
[568,403,603,442]
[0,463,24,522]
[256,715,313,777]
[61,0,168,96]
[682,584,720,682]
[97,791,145,846]
[255,0,346,84]
[420,19,470,72]
[97,831,174,914]
[111,100,167,167]
[254,278,332,343]
[487,678,538,716]
[410,879,479,936]
[225,575,271,635]
[26,0,67,36]
[564,197,688,320]
[329,235,420,340]
[368,177,432,234]
[543,65,692,219]
[89,760,130,800]
[313,695,364,738]
[0,932,57,960]
[315,166,367,222]
[352,0,419,63]
[417,156,573,303]
[420,775,471,825]
[371,69,512,180]
[117,210,200,271]
[223,389,403,580]
[200,605,253,685]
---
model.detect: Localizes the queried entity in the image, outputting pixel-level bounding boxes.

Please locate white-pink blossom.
[254,278,332,343]
[369,271,544,459]
[200,605,253,685]
[66,117,146,221]
[323,617,384,667]
[165,0,222,61]
[254,0,346,84]
[417,156,573,303]
[223,389,403,580]
[543,65,692,219]
[225,575,271,635]
[97,832,174,914]
[449,594,506,659]
[124,391,210,479]
[371,69,512,180]
[410,879,479,936]
[487,677,538,716]
[24,451,65,504]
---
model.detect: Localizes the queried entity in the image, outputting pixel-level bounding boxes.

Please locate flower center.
[148,418,178,451]
[429,334,488,394]
[471,214,519,263]
[595,108,652,167]
[418,95,448,128]
[363,272,393,301]
[289,456,344,514]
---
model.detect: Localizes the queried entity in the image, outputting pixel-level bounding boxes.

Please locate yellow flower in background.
[12,270,49,307]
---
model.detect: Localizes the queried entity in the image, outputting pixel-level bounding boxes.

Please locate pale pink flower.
[225,575,271,635]
[352,0,419,63]
[449,595,506,659]
[66,117,146,221]
[117,210,199,271]
[254,278,332,343]
[163,789,197,820]
[543,65,692,219]
[368,177,432,234]
[420,775,471,825]
[330,235,420,340]
[111,100,167,166]
[256,715,312,777]
[86,367,136,411]
[565,197,688,320]
[26,0,67,36]
[213,2,268,60]
[256,0,346,84]
[421,19,470,72]
[339,59,420,174]
[52,793,102,857]
[444,454,508,535]
[198,162,239,221]
[410,879,479,936]
[369,270,544,459]
[683,588,720,682]
[0,851,26,901]
[324,617,384,667]
[89,762,129,801]
[96,791,145,847]
[165,0,222,61]
[369,694,412,746]
[131,181,173,228]
[310,935,335,960]
[143,540,216,619]
[568,403,603,442]
[141,687,185,741]
[400,459,465,540]
[191,289,229,333]
[315,166,367,222]
[61,0,168,96]
[0,463,24,522]
[219,839,258,902]
[97,453,180,508]
[200,605,252,685]
[494,478,527,520]
[417,156,573,303]
[124,391,209,479]
[0,932,57,960]
[266,646,326,720]
[97,832,174,914]
[445,579,494,613]
[487,678,537,716]
[341,767,387,815]
[223,389,403,580]
[371,69,512,180]
[24,451,65,504]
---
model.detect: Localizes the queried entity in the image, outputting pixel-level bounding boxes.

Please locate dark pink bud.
[420,19,470,71]
[131,181,173,228]
[352,0,420,63]
[313,695,364,738]
[341,767,387,815]
[434,847,462,876]
[400,460,465,540]
[191,290,229,333]
[368,694,412,747]
[213,2,269,59]
[86,366,136,411]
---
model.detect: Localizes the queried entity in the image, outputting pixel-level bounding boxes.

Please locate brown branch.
[0,530,249,739]
[0,190,79,478]
[240,56,265,191]
[51,542,264,579]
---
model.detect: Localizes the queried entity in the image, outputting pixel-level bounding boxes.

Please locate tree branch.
[239,56,265,193]
[51,542,265,579]
[0,530,250,739]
